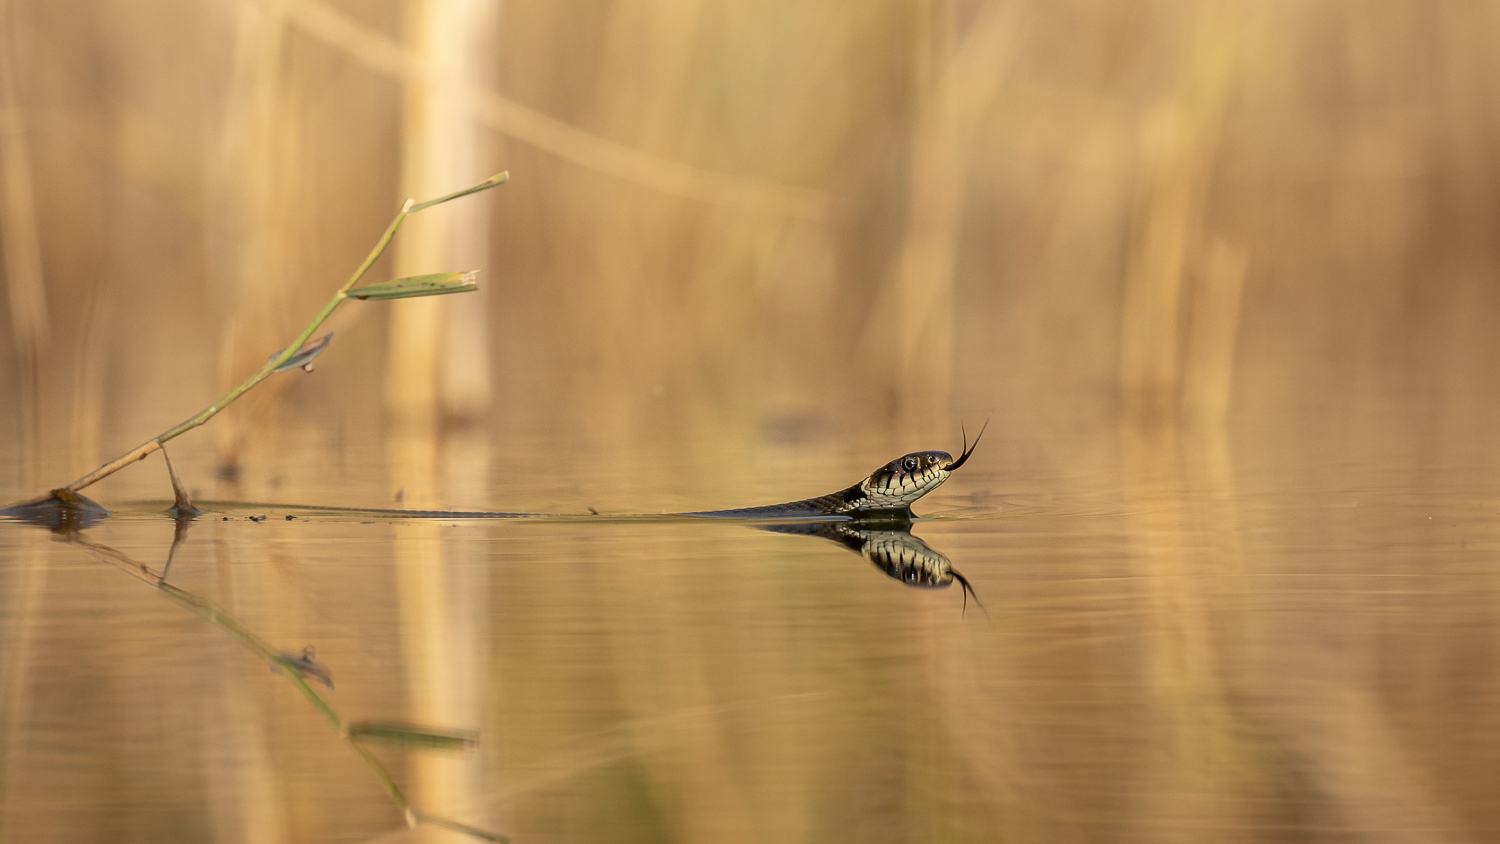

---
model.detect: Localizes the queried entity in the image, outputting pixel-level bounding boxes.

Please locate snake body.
[685,423,986,519]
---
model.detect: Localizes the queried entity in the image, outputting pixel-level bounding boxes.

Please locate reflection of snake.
[686,423,986,519]
[759,516,985,614]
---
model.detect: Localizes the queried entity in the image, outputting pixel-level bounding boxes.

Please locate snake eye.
[902,457,918,471]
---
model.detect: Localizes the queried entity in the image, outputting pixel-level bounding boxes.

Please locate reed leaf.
[347,271,479,301]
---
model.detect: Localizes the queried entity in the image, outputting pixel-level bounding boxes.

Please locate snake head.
[851,421,989,512]
[860,451,953,509]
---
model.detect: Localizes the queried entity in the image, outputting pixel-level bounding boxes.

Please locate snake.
[685,421,986,520]
[7,423,986,526]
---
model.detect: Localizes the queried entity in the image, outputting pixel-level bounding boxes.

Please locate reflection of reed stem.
[72,533,506,842]
[0,527,48,843]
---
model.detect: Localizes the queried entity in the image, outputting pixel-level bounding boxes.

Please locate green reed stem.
[35,172,508,501]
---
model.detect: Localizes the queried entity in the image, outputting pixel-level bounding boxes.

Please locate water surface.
[2,432,1498,843]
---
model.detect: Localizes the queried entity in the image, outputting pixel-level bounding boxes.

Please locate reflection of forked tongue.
[952,569,988,619]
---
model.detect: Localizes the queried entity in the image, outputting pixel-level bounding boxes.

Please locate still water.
[2,429,1498,843]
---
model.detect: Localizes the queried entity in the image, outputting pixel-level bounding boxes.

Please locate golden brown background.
[4,2,1500,843]
[4,0,1497,497]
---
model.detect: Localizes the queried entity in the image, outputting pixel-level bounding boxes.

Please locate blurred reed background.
[6,4,1500,843]
[3,0,1500,501]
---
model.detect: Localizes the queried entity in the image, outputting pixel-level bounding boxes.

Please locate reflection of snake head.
[861,529,952,586]
[760,518,987,616]
[860,529,986,616]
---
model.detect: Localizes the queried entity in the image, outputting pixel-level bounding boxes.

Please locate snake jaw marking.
[858,450,954,511]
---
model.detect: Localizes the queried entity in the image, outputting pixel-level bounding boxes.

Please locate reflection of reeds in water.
[0,525,48,843]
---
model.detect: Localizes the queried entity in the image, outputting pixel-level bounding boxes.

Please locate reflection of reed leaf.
[348,722,478,752]
[276,646,335,690]
[67,530,505,843]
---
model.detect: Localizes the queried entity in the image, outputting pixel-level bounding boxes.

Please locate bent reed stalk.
[8,172,508,510]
